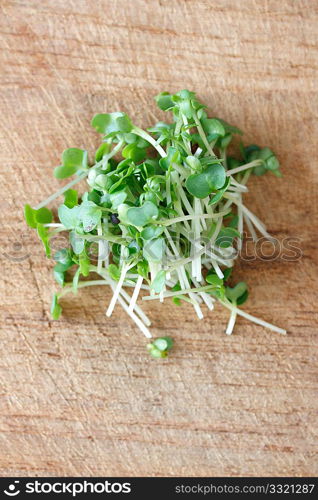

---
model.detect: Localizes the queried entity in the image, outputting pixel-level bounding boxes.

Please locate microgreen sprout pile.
[25,90,286,356]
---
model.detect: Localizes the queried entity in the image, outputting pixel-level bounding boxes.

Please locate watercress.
[25,90,286,358]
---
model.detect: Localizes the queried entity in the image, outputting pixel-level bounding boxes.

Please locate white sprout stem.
[241,169,252,185]
[237,197,243,252]
[104,139,124,161]
[142,284,215,301]
[226,307,237,335]
[106,262,134,317]
[239,206,272,239]
[200,200,207,230]
[97,222,103,274]
[220,300,287,335]
[172,162,188,178]
[93,267,151,327]
[158,210,229,227]
[168,242,231,271]
[35,171,88,209]
[211,259,224,279]
[229,177,249,192]
[193,198,202,281]
[228,184,248,194]
[179,266,204,318]
[204,217,225,277]
[114,292,152,338]
[118,287,151,326]
[193,113,215,156]
[194,147,203,157]
[123,281,149,290]
[177,184,194,215]
[192,277,215,310]
[133,127,166,157]
[173,198,191,232]
[103,218,109,268]
[226,160,262,177]
[166,175,171,205]
[174,116,182,136]
[43,223,64,228]
[225,195,273,239]
[164,228,203,318]
[128,275,143,313]
[58,280,110,298]
[244,213,258,241]
[181,114,192,153]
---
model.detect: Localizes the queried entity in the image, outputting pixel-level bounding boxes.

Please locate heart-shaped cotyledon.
[185,163,226,199]
[126,201,159,227]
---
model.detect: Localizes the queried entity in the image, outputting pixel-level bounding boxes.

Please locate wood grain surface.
[0,0,317,477]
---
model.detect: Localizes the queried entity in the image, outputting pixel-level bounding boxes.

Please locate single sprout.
[147,337,174,359]
[24,89,286,359]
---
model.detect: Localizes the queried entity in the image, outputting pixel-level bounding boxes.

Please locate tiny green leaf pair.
[54,148,88,179]
[226,282,248,305]
[91,112,133,136]
[58,200,102,233]
[186,163,226,198]
[24,204,53,228]
[147,336,173,358]
[118,200,159,228]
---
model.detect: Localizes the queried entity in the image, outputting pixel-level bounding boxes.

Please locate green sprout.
[24,90,286,357]
[147,337,174,358]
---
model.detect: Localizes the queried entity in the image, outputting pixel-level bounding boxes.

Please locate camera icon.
[4,481,20,496]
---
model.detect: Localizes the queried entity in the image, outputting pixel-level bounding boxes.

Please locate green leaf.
[108,263,120,281]
[24,204,53,228]
[155,92,175,111]
[24,204,37,228]
[109,190,127,210]
[147,336,173,358]
[185,155,201,171]
[91,112,133,135]
[54,148,88,179]
[63,189,78,208]
[147,345,167,358]
[186,163,226,198]
[236,289,249,305]
[54,248,73,266]
[140,225,163,240]
[58,204,80,230]
[137,260,149,280]
[151,270,166,293]
[122,143,146,162]
[51,293,62,320]
[218,133,232,150]
[53,265,65,286]
[202,118,225,138]
[159,146,181,171]
[95,142,111,161]
[206,272,223,287]
[216,227,240,248]
[79,250,90,277]
[72,268,80,293]
[70,231,85,255]
[226,282,248,303]
[37,223,51,257]
[143,236,165,262]
[223,268,232,281]
[126,201,159,227]
[209,177,230,205]
[79,200,102,232]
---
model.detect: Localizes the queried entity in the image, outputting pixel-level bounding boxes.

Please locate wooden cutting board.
[0,0,317,477]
